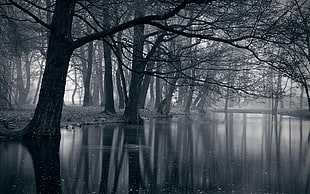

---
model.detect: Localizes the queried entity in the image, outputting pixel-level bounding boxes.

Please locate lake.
[0,113,309,193]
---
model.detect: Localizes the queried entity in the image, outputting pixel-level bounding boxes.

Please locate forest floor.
[0,105,309,131]
[0,105,124,130]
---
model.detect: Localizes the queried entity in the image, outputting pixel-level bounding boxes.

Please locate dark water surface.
[0,113,309,194]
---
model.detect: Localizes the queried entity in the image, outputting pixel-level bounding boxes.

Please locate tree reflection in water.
[0,113,309,193]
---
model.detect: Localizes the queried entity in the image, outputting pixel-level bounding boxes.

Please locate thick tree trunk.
[21,0,75,139]
[123,1,145,124]
[23,47,72,138]
[103,39,116,114]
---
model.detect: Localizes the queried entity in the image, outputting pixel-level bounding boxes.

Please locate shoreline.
[1,106,309,131]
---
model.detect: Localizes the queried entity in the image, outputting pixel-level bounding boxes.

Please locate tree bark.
[123,0,145,124]
[184,85,194,113]
[22,0,75,139]
[154,69,162,111]
[299,84,304,109]
[82,41,93,106]
[116,68,125,109]
[139,34,165,109]
[97,43,105,106]
[103,39,116,114]
[33,61,43,104]
[304,84,310,111]
[149,76,155,108]
[157,79,178,116]
[92,58,100,106]
[139,63,153,109]
[115,33,128,106]
[16,53,30,104]
[71,65,78,105]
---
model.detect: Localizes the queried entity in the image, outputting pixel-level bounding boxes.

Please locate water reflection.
[0,113,309,193]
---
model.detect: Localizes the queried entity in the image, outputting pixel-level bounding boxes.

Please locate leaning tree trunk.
[23,44,72,138]
[22,0,75,139]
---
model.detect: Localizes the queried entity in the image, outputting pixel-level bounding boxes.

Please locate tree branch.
[70,0,216,50]
[8,0,51,29]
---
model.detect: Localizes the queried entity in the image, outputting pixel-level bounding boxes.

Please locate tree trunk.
[157,72,179,116]
[300,84,304,109]
[115,33,128,106]
[138,34,165,109]
[16,54,28,104]
[0,58,11,110]
[154,71,162,111]
[123,1,145,124]
[149,76,155,109]
[304,84,310,111]
[273,74,282,114]
[33,61,44,104]
[177,86,186,107]
[184,85,194,113]
[22,0,75,139]
[97,43,105,106]
[71,65,78,105]
[92,60,100,106]
[103,39,116,114]
[139,67,152,109]
[116,68,125,109]
[82,41,93,106]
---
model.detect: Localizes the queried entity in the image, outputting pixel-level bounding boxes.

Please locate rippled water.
[0,113,309,193]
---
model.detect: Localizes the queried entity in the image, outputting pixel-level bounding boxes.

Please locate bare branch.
[8,0,51,29]
[70,0,216,50]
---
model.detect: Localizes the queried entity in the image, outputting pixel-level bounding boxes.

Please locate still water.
[0,113,309,194]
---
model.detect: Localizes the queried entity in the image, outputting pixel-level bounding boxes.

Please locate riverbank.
[0,105,124,130]
[0,105,309,131]
[210,108,310,119]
